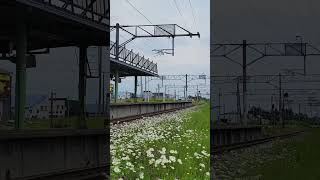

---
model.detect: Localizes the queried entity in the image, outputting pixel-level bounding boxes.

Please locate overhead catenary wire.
[125,0,153,24]
[117,0,168,55]
[172,0,189,29]
[173,0,184,18]
[188,0,197,30]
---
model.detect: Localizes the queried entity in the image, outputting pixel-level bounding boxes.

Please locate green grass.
[245,128,320,180]
[111,103,210,179]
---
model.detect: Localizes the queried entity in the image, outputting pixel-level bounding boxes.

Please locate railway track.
[15,165,109,180]
[213,130,307,154]
[110,105,194,124]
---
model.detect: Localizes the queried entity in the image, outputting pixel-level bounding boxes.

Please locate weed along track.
[110,104,210,179]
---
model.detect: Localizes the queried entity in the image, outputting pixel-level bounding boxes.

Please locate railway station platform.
[0,0,110,128]
[0,0,109,50]
[0,1,110,179]
[0,129,108,180]
[110,101,193,120]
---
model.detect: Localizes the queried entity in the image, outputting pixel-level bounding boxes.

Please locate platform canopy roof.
[0,0,109,52]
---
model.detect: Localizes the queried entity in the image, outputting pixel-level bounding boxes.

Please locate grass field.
[110,103,210,179]
[245,128,320,180]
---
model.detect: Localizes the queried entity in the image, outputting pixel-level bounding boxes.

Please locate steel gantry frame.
[110,23,200,102]
[212,72,320,126]
[212,40,320,125]
[148,74,209,100]
[111,24,200,56]
[156,84,208,101]
[19,0,110,25]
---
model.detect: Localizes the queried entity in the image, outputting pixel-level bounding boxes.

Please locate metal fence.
[25,0,109,25]
[110,41,158,74]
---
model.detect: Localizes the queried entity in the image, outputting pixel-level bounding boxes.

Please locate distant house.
[11,94,106,119]
[60,101,104,117]
[152,93,171,99]
[25,95,67,119]
[152,92,162,99]
[119,91,134,99]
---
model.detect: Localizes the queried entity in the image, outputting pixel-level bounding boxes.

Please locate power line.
[121,0,159,53]
[188,0,197,29]
[125,0,153,24]
[173,0,184,21]
[167,0,176,12]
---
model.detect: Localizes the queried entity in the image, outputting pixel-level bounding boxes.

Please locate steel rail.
[15,165,108,180]
[213,130,307,154]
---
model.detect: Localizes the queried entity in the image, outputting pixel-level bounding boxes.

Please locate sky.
[110,0,210,98]
[211,0,320,120]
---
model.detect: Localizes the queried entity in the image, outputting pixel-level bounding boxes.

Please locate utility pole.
[197,85,199,102]
[114,70,119,103]
[67,96,70,119]
[259,104,262,125]
[282,90,285,128]
[237,77,241,123]
[163,85,166,102]
[218,89,221,122]
[140,76,143,98]
[157,84,160,100]
[144,76,147,101]
[279,73,283,128]
[161,76,164,87]
[298,103,301,121]
[185,74,188,100]
[114,23,120,103]
[102,72,105,114]
[242,40,247,125]
[98,46,102,114]
[223,104,226,119]
[296,36,307,76]
[304,55,306,76]
[271,95,274,126]
[115,23,120,60]
[50,91,54,128]
[134,76,138,102]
